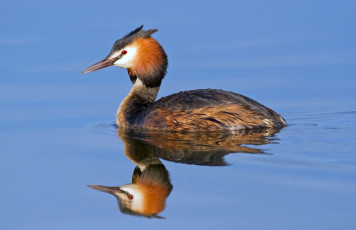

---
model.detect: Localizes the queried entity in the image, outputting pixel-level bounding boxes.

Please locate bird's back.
[136,89,287,132]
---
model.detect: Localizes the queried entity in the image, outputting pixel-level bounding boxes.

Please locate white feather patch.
[113,46,137,68]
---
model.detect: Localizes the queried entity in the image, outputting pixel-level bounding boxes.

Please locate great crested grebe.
[83,26,287,132]
[88,132,173,218]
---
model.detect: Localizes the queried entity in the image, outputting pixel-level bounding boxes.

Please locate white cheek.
[113,46,137,68]
[120,186,144,211]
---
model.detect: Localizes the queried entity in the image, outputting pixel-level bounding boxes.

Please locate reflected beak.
[87,185,125,194]
[82,58,118,74]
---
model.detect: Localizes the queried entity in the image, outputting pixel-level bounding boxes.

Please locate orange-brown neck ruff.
[127,37,168,88]
[136,164,172,216]
[116,37,168,128]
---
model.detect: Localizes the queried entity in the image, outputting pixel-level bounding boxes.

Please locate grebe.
[88,131,173,218]
[88,163,172,218]
[83,26,287,132]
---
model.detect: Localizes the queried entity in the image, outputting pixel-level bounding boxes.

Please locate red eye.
[121,50,127,55]
[128,194,134,200]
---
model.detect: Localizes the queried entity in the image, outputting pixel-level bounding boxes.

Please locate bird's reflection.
[88,127,281,218]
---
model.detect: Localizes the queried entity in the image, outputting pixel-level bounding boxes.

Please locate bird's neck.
[116,39,168,128]
[116,78,160,128]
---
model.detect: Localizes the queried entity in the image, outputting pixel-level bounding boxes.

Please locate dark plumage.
[137,89,287,132]
[150,89,269,111]
[109,25,158,57]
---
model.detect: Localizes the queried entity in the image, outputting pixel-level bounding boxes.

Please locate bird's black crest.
[109,25,158,54]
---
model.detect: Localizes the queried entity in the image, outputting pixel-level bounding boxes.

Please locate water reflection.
[88,127,281,218]
[89,164,172,218]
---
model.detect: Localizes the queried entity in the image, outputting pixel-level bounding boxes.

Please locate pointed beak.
[82,57,118,74]
[87,185,126,194]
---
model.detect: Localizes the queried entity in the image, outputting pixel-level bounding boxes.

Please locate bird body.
[118,86,286,132]
[83,26,287,132]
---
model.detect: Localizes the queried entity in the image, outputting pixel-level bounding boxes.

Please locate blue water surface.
[1,0,356,229]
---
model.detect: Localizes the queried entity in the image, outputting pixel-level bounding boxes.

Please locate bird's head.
[88,165,172,218]
[83,25,168,87]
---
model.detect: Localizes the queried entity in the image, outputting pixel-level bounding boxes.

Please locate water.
[1,0,356,229]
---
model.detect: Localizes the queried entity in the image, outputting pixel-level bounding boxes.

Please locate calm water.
[1,0,356,229]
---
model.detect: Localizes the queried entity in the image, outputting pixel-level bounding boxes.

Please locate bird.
[88,164,172,218]
[83,25,287,132]
[88,133,173,218]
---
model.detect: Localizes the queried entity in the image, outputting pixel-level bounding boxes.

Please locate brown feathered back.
[138,89,287,131]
